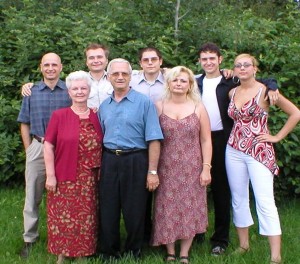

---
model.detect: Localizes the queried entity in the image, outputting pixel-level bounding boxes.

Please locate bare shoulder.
[155,100,163,115]
[196,101,207,118]
[228,87,237,99]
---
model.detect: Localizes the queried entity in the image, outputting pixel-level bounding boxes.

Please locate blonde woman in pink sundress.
[151,66,212,264]
[226,54,300,264]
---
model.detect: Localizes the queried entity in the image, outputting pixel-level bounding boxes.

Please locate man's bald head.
[40,53,63,83]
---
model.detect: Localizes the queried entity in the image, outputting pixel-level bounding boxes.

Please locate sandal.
[179,256,189,263]
[270,260,281,264]
[165,254,176,262]
[232,246,250,255]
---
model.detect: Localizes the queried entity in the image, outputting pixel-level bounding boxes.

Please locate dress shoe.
[19,242,35,258]
[211,245,226,256]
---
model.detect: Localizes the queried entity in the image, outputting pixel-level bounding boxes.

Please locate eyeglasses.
[109,72,130,78]
[234,63,253,69]
[141,57,160,63]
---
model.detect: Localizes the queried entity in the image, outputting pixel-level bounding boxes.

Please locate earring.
[232,76,240,84]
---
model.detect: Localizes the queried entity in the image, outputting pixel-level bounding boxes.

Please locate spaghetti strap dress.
[151,104,208,246]
[227,87,279,175]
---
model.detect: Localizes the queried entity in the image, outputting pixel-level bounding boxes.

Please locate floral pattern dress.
[151,112,208,246]
[47,118,102,257]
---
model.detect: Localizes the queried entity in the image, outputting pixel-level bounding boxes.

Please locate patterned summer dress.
[47,118,102,257]
[151,107,208,246]
[227,87,279,175]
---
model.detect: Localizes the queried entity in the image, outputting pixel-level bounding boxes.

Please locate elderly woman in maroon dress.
[44,70,103,263]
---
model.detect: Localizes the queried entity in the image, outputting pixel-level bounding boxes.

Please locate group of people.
[17,43,300,264]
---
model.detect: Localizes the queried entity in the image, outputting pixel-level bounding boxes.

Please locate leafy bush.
[0,96,24,183]
[0,0,299,197]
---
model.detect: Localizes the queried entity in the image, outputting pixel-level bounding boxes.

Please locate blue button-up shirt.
[17,79,71,137]
[99,88,163,149]
[130,71,165,103]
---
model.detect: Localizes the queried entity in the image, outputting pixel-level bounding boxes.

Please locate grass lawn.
[0,185,300,264]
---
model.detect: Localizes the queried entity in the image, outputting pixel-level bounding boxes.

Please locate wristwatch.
[148,170,157,175]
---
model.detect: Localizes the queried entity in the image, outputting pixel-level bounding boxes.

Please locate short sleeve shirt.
[17,79,71,137]
[99,88,163,149]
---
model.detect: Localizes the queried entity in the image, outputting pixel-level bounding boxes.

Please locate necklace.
[71,106,90,115]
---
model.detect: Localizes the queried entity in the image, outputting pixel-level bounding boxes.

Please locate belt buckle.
[115,149,122,156]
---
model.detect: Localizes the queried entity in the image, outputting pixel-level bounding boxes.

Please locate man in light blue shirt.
[98,58,163,261]
[130,47,166,243]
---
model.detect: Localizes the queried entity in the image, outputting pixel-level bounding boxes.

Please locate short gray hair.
[107,58,132,74]
[65,70,92,89]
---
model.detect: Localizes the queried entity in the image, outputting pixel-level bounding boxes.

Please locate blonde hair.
[163,66,201,103]
[234,53,260,72]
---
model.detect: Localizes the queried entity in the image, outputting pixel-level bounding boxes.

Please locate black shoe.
[19,242,35,259]
[211,245,226,256]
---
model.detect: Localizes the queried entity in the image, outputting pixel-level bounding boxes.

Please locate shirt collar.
[109,88,135,104]
[38,79,66,90]
[138,71,164,85]
[88,71,108,81]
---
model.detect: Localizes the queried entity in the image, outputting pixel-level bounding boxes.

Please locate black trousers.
[99,150,148,257]
[144,191,153,242]
[210,130,231,248]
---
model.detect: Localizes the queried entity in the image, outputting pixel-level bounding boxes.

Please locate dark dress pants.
[210,130,231,248]
[99,150,148,257]
[144,191,153,242]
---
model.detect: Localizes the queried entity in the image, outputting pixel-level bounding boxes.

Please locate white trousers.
[225,145,281,236]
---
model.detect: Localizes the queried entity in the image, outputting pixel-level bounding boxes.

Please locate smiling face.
[139,51,162,75]
[40,53,62,82]
[68,79,90,104]
[198,51,222,77]
[86,48,108,74]
[108,61,131,92]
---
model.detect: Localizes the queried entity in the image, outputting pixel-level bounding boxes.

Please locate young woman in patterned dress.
[226,54,300,264]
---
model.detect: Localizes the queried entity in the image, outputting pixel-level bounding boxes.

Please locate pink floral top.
[227,87,279,175]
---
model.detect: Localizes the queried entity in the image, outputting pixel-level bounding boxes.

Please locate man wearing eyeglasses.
[194,42,279,256]
[129,47,166,244]
[130,47,165,103]
[98,58,164,261]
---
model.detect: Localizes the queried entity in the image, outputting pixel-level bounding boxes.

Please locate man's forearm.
[20,123,31,149]
[148,140,161,171]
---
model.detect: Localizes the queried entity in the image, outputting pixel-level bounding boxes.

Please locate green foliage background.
[0,0,299,197]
